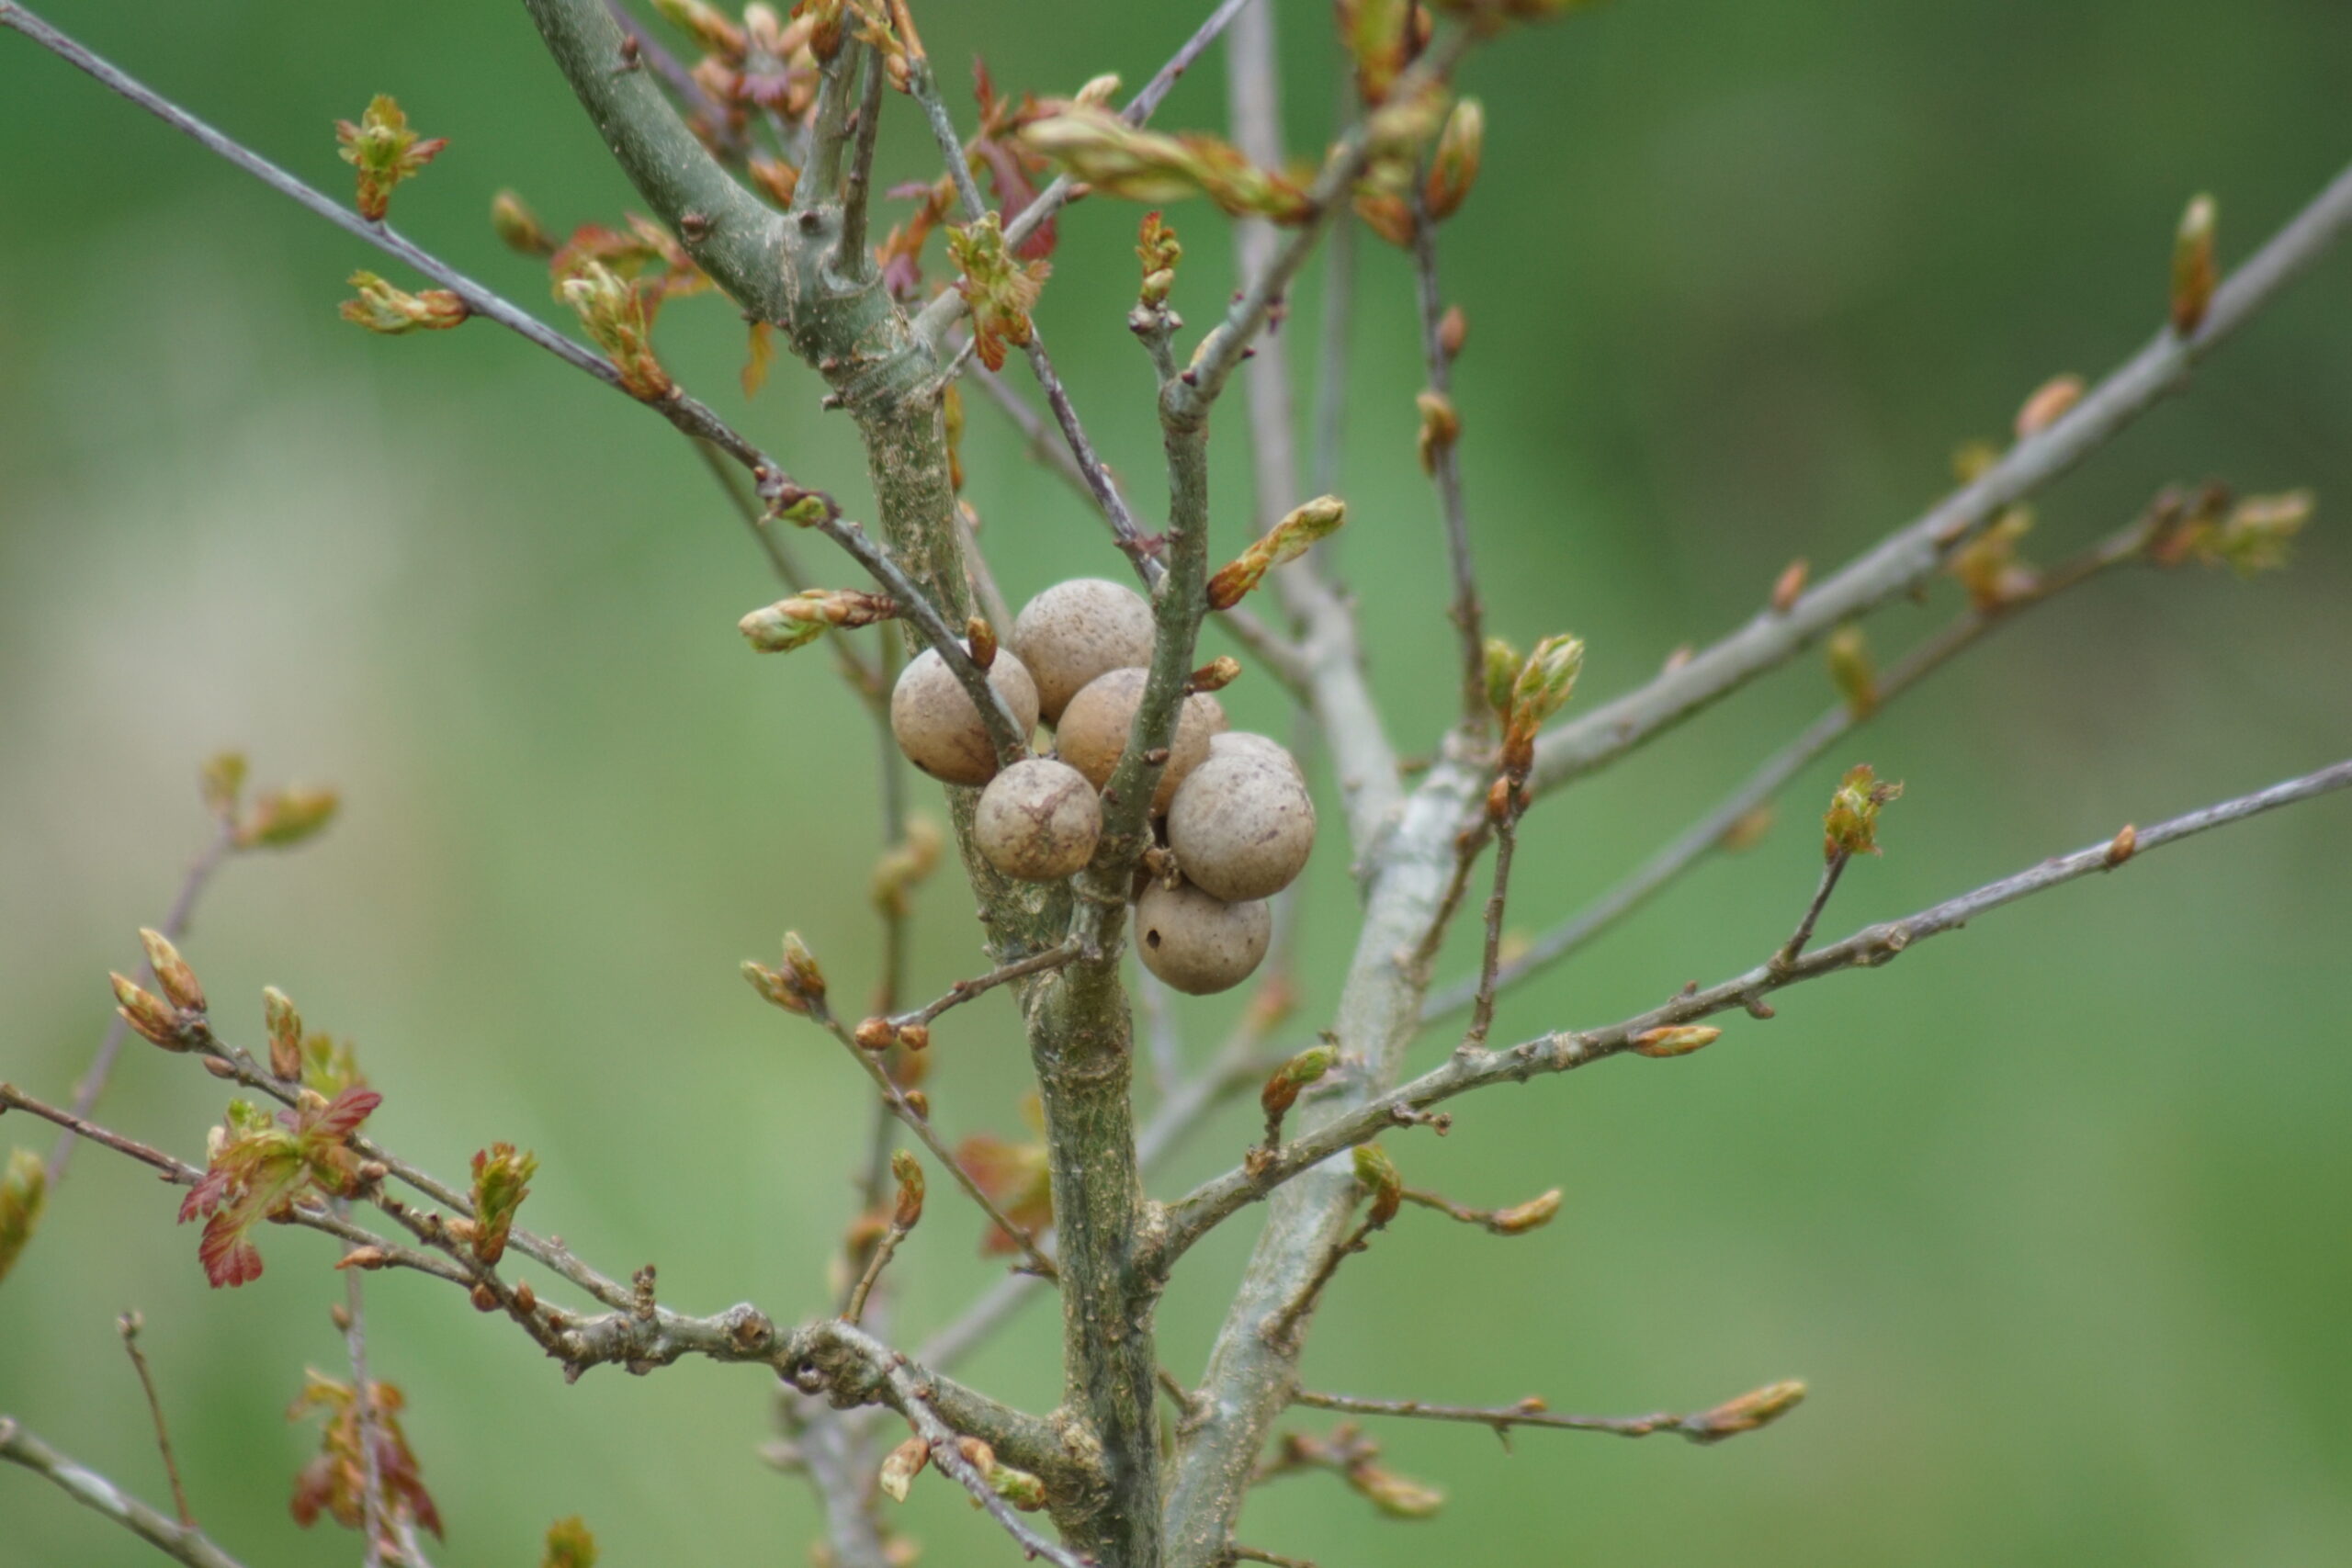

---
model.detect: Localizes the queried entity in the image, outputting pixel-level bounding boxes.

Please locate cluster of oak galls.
[888,578,1313,995]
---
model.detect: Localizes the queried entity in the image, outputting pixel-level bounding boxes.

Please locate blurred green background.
[4,0,2350,1562]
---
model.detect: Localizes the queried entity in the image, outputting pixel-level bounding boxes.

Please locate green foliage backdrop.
[3,1,2348,1562]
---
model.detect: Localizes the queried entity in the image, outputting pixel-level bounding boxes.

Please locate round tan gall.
[1010,578,1157,724]
[889,643,1040,785]
[1134,878,1271,995]
[1053,667,1223,813]
[1166,749,1316,902]
[976,758,1102,882]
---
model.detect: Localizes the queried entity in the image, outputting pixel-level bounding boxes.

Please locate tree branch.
[1408,185,1487,727]
[0,1418,249,1568]
[1163,757,2352,1248]
[1527,157,2352,799]
[1291,1381,1807,1445]
[1421,511,2158,1019]
[51,819,236,1181]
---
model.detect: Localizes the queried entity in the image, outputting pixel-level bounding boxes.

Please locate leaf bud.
[1691,1378,1807,1441]
[199,751,247,819]
[2014,373,2084,439]
[895,1021,930,1052]
[237,786,340,850]
[1423,98,1484,220]
[1825,624,1877,719]
[1415,389,1461,475]
[111,973,187,1051]
[878,1436,930,1502]
[1353,1143,1404,1226]
[0,1148,47,1286]
[966,615,999,670]
[1632,1025,1721,1059]
[1481,637,1521,722]
[854,1017,896,1052]
[2104,823,2138,869]
[491,190,553,256]
[1261,1044,1340,1122]
[263,987,304,1080]
[1187,656,1242,694]
[1770,558,1809,614]
[1487,1187,1563,1235]
[2171,193,2217,337]
[890,1149,925,1229]
[1206,496,1347,609]
[902,1089,931,1121]
[1438,303,1468,358]
[139,929,206,1015]
[1349,1461,1445,1519]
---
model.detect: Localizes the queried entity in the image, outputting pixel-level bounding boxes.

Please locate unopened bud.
[1423,97,1484,220]
[1487,1187,1562,1235]
[780,933,826,1007]
[139,929,206,1015]
[1437,303,1468,359]
[1770,558,1809,614]
[1415,389,1461,475]
[1632,1025,1720,1059]
[490,190,552,256]
[0,1148,47,1286]
[1692,1378,1807,1441]
[2104,823,2138,868]
[111,973,187,1050]
[1350,1462,1445,1519]
[1261,1045,1340,1122]
[1187,656,1241,694]
[878,1436,930,1502]
[1074,73,1122,108]
[1353,1143,1404,1226]
[902,1089,930,1120]
[2171,194,2217,337]
[1503,633,1584,770]
[895,1021,930,1052]
[2014,373,2084,439]
[1206,496,1346,609]
[890,1149,925,1229]
[335,1246,390,1271]
[1482,637,1521,721]
[1825,625,1877,719]
[199,751,247,819]
[513,1279,537,1314]
[1486,774,1517,822]
[263,987,303,1080]
[966,616,998,670]
[470,1281,501,1312]
[238,786,339,850]
[855,1017,896,1052]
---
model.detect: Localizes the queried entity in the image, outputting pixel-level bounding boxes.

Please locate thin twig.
[1261,1215,1376,1351]
[1773,852,1849,972]
[1408,183,1486,726]
[117,1314,193,1528]
[51,820,235,1180]
[891,940,1081,1031]
[339,1258,394,1568]
[1527,156,2352,798]
[796,999,1061,1281]
[1461,804,1520,1051]
[0,1417,249,1568]
[1421,513,2157,1019]
[1159,756,2352,1258]
[1291,1383,1806,1445]
[692,439,884,701]
[841,1218,909,1326]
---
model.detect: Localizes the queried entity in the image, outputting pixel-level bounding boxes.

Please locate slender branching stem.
[51,820,236,1180]
[891,940,1082,1031]
[1408,186,1487,726]
[0,1418,250,1568]
[116,1314,192,1529]
[1526,156,2352,799]
[1421,513,2159,1019]
[1161,757,2352,1253]
[1461,799,1521,1051]
[1290,1385,1805,1444]
[841,1220,909,1325]
[1774,852,1850,972]
[340,1261,394,1568]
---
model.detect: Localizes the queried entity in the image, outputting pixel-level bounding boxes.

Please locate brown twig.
[1408,184,1487,727]
[1290,1382,1808,1445]
[0,1417,250,1568]
[51,820,236,1180]
[1161,756,2352,1258]
[1772,850,1850,972]
[117,1313,194,1528]
[890,940,1081,1032]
